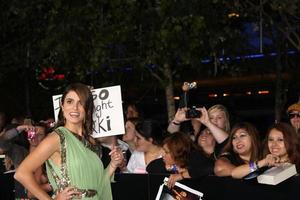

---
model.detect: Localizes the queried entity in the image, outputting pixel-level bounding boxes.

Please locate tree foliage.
[1,0,248,83]
[2,0,298,119]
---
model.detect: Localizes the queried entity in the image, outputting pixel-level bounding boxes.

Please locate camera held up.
[180,82,202,118]
[186,106,201,118]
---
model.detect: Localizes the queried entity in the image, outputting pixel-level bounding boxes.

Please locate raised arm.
[1,125,34,140]
[167,108,188,133]
[196,107,228,143]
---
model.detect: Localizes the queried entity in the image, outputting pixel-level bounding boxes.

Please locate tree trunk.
[274,55,284,123]
[163,63,176,122]
[25,42,31,117]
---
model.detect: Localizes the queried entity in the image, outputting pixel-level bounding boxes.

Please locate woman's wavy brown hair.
[222,122,261,162]
[263,122,300,166]
[56,83,94,138]
[163,131,197,168]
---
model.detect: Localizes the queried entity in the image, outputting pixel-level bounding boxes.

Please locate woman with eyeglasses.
[287,102,300,135]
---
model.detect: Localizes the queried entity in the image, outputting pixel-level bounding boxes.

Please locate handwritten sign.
[52,85,125,138]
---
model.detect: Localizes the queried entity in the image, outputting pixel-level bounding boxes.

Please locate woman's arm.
[1,124,34,140]
[14,133,60,200]
[196,107,228,143]
[166,168,188,189]
[231,154,277,179]
[107,146,124,177]
[231,163,256,179]
[214,157,236,177]
[167,108,188,134]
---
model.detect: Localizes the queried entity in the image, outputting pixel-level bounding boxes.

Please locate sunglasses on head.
[288,112,300,119]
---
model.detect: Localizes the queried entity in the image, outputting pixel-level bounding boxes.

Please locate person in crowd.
[195,129,218,160]
[1,114,30,168]
[26,122,53,199]
[286,102,300,135]
[0,118,34,198]
[124,102,140,120]
[168,104,229,160]
[126,119,165,174]
[195,105,230,158]
[122,117,140,152]
[214,122,265,179]
[14,83,124,200]
[263,122,300,171]
[162,131,214,188]
[0,123,34,169]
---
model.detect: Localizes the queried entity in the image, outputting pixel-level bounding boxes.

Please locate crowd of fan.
[1,100,300,199]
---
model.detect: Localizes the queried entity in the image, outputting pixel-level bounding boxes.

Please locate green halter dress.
[46,126,112,200]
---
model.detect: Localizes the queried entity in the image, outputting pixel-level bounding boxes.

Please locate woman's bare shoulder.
[39,131,60,151]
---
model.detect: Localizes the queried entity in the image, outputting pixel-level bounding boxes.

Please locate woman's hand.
[196,107,209,125]
[54,187,81,200]
[109,146,124,169]
[166,174,183,189]
[174,108,188,123]
[261,154,279,167]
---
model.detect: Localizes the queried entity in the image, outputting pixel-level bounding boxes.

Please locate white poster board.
[52,85,125,138]
[155,177,203,200]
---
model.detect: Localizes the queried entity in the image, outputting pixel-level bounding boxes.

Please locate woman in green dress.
[15,83,123,200]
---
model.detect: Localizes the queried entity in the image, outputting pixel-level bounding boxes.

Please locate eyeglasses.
[288,112,300,119]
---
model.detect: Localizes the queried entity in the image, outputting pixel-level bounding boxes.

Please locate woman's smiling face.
[61,90,85,125]
[268,128,287,158]
[232,128,252,156]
